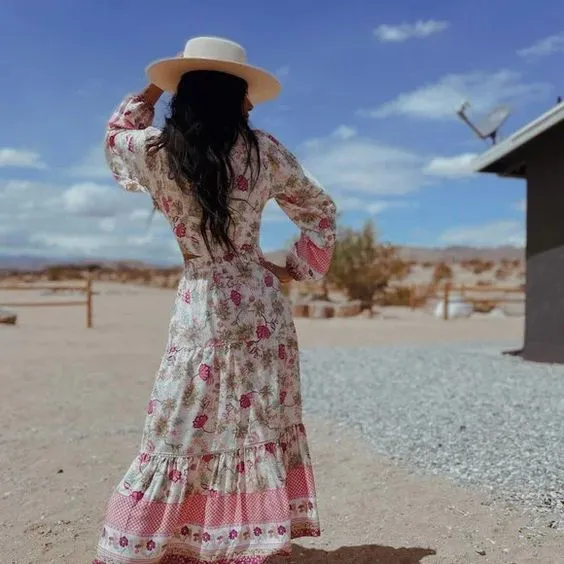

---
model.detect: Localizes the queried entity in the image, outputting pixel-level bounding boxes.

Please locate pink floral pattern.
[95,94,337,564]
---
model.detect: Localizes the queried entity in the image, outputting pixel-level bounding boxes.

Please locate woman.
[94,36,337,564]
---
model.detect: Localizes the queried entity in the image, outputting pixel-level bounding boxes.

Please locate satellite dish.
[456,101,512,145]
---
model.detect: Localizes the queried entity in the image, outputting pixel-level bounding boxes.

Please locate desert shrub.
[375,285,427,308]
[476,279,492,286]
[422,261,434,269]
[499,258,521,271]
[470,299,499,314]
[495,267,510,281]
[472,260,494,275]
[460,258,495,274]
[327,220,409,310]
[432,262,452,283]
[376,285,411,307]
[46,266,83,281]
[46,267,63,281]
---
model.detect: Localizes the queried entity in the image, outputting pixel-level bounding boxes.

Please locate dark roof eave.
[473,101,564,178]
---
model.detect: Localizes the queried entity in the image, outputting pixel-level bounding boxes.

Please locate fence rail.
[0,277,93,327]
[434,282,524,320]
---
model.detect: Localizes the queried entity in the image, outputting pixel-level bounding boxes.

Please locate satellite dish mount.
[456,101,512,145]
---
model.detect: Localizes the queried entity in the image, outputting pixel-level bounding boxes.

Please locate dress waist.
[181,247,268,273]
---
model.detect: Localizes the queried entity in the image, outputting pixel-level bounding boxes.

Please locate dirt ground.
[1,284,560,563]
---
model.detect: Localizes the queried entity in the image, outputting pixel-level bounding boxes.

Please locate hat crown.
[183,37,248,64]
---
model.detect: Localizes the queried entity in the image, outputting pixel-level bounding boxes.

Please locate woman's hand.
[263,261,293,284]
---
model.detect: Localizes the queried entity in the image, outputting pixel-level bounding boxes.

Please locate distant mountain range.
[397,245,525,263]
[0,255,164,271]
[0,245,525,272]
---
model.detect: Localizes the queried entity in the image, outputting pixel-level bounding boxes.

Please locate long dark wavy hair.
[148,70,260,253]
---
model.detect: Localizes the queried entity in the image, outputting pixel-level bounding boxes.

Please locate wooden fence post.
[443,282,451,321]
[86,276,93,329]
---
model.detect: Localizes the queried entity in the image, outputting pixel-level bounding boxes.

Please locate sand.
[1,283,561,563]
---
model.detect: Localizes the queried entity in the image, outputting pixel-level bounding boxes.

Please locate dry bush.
[473,260,494,275]
[470,299,499,314]
[476,280,493,286]
[327,220,409,310]
[377,285,430,308]
[432,262,453,283]
[495,266,511,281]
[45,266,83,281]
[401,282,446,310]
[422,261,434,269]
[376,285,414,307]
[460,258,495,274]
[499,258,521,271]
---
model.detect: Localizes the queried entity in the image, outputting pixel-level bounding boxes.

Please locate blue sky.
[0,0,562,263]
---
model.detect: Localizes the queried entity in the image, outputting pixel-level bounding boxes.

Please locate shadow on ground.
[288,543,437,563]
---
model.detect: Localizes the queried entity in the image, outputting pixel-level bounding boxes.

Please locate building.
[473,100,564,364]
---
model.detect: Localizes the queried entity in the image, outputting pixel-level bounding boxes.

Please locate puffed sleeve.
[105,94,160,194]
[263,132,337,281]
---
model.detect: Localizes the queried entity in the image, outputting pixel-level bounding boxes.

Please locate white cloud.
[99,217,116,233]
[518,32,564,58]
[513,198,526,212]
[68,146,110,179]
[60,182,124,217]
[361,70,551,120]
[439,220,525,247]
[0,148,45,169]
[30,233,110,255]
[299,133,427,196]
[424,153,478,178]
[374,20,449,43]
[0,180,41,195]
[0,177,180,263]
[334,196,412,214]
[275,65,290,79]
[332,125,357,140]
[130,208,152,221]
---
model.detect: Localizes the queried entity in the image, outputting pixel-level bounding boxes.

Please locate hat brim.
[146,57,281,104]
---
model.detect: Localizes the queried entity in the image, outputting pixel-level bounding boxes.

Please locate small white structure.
[433,291,473,319]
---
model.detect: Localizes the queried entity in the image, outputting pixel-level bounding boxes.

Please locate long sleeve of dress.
[105,94,159,194]
[265,133,337,282]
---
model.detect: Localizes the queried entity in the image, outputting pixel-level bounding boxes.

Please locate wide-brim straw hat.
[146,36,281,104]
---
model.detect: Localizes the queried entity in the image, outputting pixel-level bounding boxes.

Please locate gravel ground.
[300,342,564,528]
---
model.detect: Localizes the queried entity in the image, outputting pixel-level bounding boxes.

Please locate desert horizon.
[1,239,527,325]
[0,243,526,272]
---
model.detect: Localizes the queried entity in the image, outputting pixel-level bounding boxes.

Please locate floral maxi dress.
[94,94,337,564]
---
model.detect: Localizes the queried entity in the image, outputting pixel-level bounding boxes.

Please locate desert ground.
[1,283,562,563]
